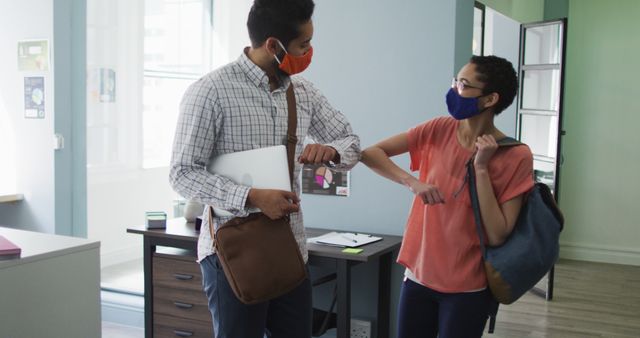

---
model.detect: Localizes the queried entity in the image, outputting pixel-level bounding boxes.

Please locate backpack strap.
[466,157,487,256]
[496,136,522,147]
[466,136,526,255]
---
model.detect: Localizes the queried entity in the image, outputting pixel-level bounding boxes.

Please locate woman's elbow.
[360,147,377,166]
[487,225,515,246]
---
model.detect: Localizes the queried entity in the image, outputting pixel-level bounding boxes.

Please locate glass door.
[517,19,567,300]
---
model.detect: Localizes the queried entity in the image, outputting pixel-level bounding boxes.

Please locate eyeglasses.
[452,78,483,92]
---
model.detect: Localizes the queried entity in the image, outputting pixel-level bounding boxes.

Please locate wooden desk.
[128,218,402,338]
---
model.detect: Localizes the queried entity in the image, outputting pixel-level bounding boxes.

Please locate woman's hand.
[403,177,445,205]
[474,134,499,170]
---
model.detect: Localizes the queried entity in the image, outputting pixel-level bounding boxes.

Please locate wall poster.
[18,40,50,71]
[24,77,45,119]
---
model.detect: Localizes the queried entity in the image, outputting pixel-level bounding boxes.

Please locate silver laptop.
[206,145,291,217]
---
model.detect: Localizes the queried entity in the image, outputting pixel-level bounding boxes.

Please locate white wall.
[88,168,175,267]
[305,0,466,238]
[0,0,55,233]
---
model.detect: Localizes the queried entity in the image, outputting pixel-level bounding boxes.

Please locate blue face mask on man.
[445,88,488,120]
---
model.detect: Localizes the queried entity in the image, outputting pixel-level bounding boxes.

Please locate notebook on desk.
[0,235,21,259]
[307,231,382,248]
[206,145,291,217]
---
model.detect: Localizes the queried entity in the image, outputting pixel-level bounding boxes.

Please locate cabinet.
[152,252,213,337]
[0,227,101,338]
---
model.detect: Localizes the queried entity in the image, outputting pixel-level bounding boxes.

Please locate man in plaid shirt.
[169,0,360,337]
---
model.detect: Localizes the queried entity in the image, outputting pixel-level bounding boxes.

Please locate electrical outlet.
[350,318,371,338]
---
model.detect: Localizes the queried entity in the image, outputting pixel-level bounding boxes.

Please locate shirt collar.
[238,48,291,91]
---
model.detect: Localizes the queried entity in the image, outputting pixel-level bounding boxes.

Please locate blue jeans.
[397,278,493,338]
[200,254,312,338]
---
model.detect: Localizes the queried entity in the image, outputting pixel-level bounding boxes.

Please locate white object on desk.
[307,231,383,248]
[206,145,291,217]
[183,199,205,222]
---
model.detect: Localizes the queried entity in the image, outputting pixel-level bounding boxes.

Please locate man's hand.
[247,189,300,220]
[299,144,339,164]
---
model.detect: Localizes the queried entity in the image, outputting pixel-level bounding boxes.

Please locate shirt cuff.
[326,140,360,170]
[225,183,252,216]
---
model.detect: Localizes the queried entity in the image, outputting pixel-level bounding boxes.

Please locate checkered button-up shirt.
[169,50,361,262]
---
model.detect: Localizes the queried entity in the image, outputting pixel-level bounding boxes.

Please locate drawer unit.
[153,285,211,322]
[153,313,213,338]
[152,253,212,336]
[153,255,203,292]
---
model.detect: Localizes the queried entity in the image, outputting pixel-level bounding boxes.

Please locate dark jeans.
[397,278,493,338]
[200,254,312,338]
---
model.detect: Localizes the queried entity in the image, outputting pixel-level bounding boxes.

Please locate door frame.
[54,0,87,237]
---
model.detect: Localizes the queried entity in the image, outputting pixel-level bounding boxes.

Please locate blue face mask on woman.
[445,88,488,120]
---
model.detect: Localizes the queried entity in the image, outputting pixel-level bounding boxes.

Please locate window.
[143,0,213,168]
[86,0,213,171]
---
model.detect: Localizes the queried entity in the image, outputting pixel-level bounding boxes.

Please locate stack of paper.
[0,235,21,260]
[307,231,382,248]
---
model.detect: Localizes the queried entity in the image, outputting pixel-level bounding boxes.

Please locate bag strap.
[285,84,298,187]
[466,137,525,257]
[466,157,487,257]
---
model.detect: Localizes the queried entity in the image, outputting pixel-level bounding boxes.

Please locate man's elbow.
[168,164,187,193]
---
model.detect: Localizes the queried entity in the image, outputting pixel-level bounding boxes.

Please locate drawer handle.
[173,301,194,309]
[173,329,194,337]
[173,273,194,281]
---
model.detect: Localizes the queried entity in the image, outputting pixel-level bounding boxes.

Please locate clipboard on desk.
[307,231,382,248]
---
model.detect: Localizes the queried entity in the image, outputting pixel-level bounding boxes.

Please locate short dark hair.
[470,55,518,115]
[247,0,315,48]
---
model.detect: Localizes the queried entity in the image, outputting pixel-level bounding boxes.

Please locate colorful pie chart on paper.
[314,166,333,189]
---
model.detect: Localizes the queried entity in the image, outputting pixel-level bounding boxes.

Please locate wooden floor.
[102,321,144,338]
[488,259,640,338]
[101,259,640,337]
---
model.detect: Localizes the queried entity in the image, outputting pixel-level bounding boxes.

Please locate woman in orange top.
[361,55,534,338]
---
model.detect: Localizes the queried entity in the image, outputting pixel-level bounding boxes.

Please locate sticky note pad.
[342,248,363,254]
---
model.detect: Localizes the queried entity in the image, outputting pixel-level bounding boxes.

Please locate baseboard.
[101,289,145,328]
[560,241,640,266]
[101,245,143,268]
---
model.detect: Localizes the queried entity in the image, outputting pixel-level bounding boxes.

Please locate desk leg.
[143,237,154,338]
[336,259,351,338]
[546,265,555,300]
[377,253,392,338]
